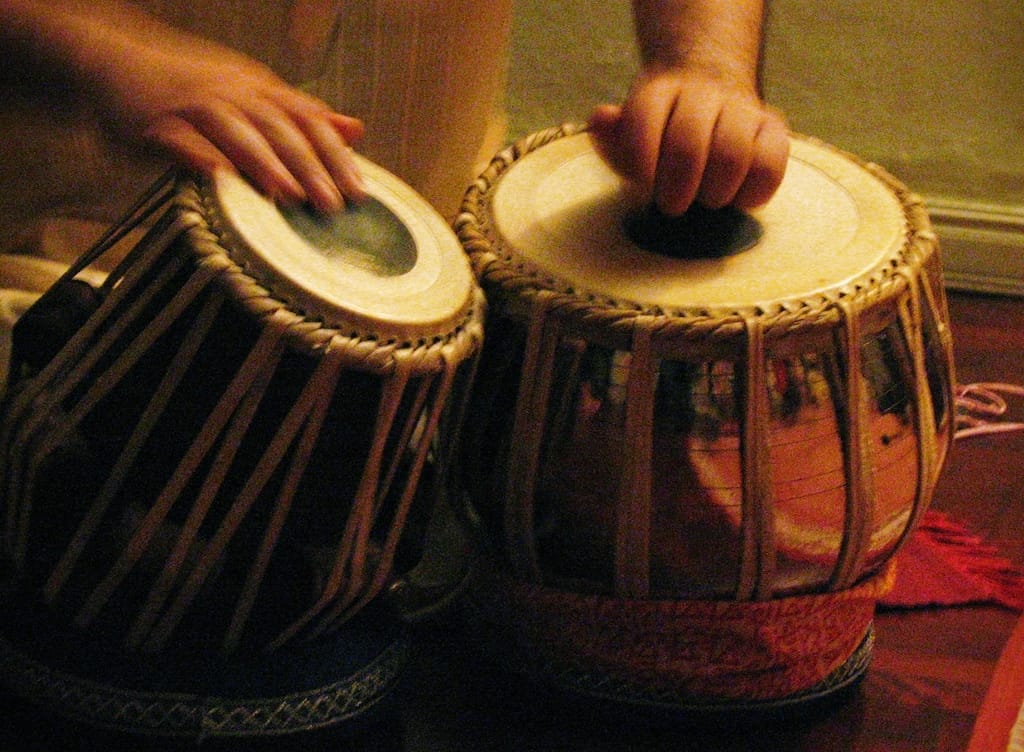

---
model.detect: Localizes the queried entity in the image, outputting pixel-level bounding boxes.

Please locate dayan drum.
[0,157,484,737]
[456,125,955,712]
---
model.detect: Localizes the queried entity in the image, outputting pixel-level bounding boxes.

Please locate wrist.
[632,0,764,92]
[636,60,761,103]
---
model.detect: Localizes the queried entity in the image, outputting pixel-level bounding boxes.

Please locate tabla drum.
[455,124,955,713]
[0,156,485,738]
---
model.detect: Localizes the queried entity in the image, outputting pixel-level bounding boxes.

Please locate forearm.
[631,0,766,90]
[0,0,223,100]
[2,1,130,93]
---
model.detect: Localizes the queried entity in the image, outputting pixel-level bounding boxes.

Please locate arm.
[589,0,789,215]
[0,0,365,213]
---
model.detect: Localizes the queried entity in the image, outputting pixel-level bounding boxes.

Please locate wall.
[505,0,1024,294]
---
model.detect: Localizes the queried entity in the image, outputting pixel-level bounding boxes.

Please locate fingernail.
[346,172,369,205]
[313,175,344,213]
[276,171,308,207]
[342,149,368,204]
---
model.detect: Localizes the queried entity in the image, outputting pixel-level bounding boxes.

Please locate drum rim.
[455,123,940,350]
[193,158,479,340]
[534,627,875,717]
[0,611,410,738]
[175,177,485,376]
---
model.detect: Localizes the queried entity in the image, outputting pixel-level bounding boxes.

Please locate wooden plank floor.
[2,290,1023,750]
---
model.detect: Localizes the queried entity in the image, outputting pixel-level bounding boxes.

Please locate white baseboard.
[926,199,1024,297]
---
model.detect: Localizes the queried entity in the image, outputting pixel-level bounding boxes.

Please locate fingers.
[587,104,629,177]
[733,108,789,209]
[589,77,679,192]
[146,95,367,214]
[292,110,368,208]
[242,98,347,212]
[87,20,366,213]
[327,112,366,145]
[175,100,312,205]
[650,95,719,215]
[142,110,309,208]
[590,73,789,216]
[692,99,759,210]
[142,115,236,177]
[255,88,368,211]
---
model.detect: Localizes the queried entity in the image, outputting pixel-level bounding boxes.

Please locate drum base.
[523,629,873,725]
[458,604,872,724]
[458,552,883,722]
[0,586,409,740]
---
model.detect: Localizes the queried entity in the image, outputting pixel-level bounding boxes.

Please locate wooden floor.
[2,290,1023,751]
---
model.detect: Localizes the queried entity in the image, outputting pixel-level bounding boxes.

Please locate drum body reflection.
[457,125,955,709]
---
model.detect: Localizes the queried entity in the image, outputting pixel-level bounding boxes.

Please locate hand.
[588,65,789,216]
[88,23,366,213]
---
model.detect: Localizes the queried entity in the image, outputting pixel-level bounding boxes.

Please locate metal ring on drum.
[0,156,485,739]
[455,123,956,713]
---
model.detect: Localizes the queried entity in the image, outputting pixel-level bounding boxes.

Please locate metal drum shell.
[454,124,956,708]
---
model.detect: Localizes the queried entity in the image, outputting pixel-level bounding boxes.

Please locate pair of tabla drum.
[0,124,954,737]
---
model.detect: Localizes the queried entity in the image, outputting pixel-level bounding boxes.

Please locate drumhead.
[483,131,910,312]
[200,154,476,342]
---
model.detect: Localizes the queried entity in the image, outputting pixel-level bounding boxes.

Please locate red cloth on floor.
[881,511,1024,613]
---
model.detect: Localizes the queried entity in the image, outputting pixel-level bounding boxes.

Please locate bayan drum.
[456,124,955,712]
[0,157,484,737]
